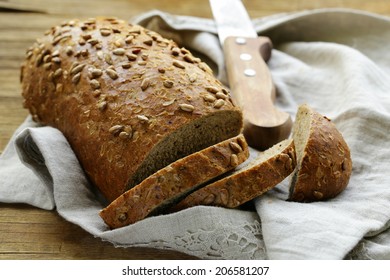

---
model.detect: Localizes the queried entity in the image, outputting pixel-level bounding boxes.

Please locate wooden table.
[1,0,389,260]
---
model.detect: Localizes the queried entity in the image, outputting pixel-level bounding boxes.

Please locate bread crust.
[289,104,353,202]
[99,134,249,228]
[171,139,296,211]
[21,17,242,202]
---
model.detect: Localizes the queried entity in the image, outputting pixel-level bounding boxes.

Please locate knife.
[209,0,292,150]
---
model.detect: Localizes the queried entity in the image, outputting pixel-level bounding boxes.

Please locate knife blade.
[210,0,292,150]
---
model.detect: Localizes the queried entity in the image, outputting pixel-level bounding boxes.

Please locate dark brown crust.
[171,139,296,211]
[21,17,242,202]
[99,134,249,228]
[289,105,353,202]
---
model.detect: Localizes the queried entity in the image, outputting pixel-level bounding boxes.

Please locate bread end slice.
[288,104,352,202]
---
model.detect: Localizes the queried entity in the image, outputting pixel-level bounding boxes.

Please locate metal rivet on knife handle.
[240,53,252,61]
[244,69,256,77]
[235,37,247,45]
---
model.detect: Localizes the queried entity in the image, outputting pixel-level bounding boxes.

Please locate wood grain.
[0,0,389,260]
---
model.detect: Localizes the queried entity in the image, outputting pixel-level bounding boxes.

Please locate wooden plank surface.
[1,0,389,260]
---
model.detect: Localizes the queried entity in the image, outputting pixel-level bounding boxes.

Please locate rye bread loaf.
[288,104,352,202]
[170,138,296,211]
[99,134,249,228]
[20,17,243,202]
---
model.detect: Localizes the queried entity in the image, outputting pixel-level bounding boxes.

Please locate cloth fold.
[1,8,390,259]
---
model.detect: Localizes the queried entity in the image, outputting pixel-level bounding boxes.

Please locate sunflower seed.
[80,49,89,57]
[173,60,185,69]
[109,125,124,135]
[202,94,216,102]
[126,53,137,61]
[97,100,107,111]
[216,92,227,100]
[82,33,92,40]
[119,131,131,139]
[183,54,195,63]
[163,80,174,88]
[90,79,101,89]
[229,141,243,153]
[35,53,43,66]
[203,194,216,205]
[171,47,180,56]
[188,73,197,83]
[43,54,51,63]
[121,63,131,69]
[70,64,85,75]
[143,39,153,46]
[65,46,73,56]
[125,35,134,44]
[112,48,125,56]
[162,99,175,106]
[219,188,229,205]
[87,38,99,46]
[43,62,52,70]
[313,191,324,200]
[205,86,219,93]
[52,57,61,64]
[52,34,71,46]
[141,54,148,60]
[140,78,150,90]
[179,103,194,112]
[106,68,118,80]
[136,114,149,122]
[114,39,125,47]
[230,154,239,167]
[213,99,225,109]
[104,53,113,65]
[117,213,127,222]
[100,27,112,35]
[55,83,63,94]
[90,68,103,78]
[72,73,81,84]
[53,68,63,79]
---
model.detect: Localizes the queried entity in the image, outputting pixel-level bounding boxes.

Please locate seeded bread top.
[21,17,242,202]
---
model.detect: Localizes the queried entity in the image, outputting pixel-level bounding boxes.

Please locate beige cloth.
[1,8,390,259]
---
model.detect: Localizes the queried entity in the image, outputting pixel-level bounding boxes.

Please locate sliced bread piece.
[100,134,249,228]
[288,104,352,202]
[170,138,296,211]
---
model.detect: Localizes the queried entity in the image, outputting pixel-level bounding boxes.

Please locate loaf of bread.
[170,138,296,211]
[20,17,243,202]
[288,104,352,202]
[99,134,249,228]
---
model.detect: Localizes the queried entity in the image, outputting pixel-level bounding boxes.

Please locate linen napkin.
[1,8,390,259]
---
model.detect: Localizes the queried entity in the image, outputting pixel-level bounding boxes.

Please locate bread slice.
[99,134,249,228]
[170,138,296,211]
[288,104,352,202]
[21,18,243,202]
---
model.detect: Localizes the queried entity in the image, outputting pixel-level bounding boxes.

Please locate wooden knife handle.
[224,36,292,149]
